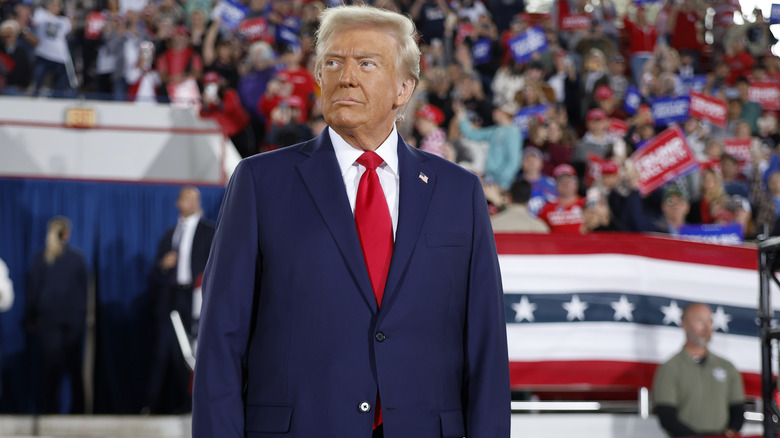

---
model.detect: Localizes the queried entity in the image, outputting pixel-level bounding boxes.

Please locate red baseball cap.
[587,108,607,122]
[594,85,614,100]
[601,161,619,175]
[553,163,577,179]
[173,26,190,36]
[415,104,444,126]
[203,71,222,84]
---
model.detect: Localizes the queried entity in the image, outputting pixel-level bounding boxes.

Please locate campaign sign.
[238,16,270,42]
[630,125,698,196]
[277,25,300,48]
[748,82,780,111]
[508,26,547,65]
[560,14,592,31]
[276,15,301,47]
[651,96,690,126]
[211,0,249,32]
[680,75,708,94]
[689,91,727,128]
[512,104,548,136]
[723,138,752,169]
[633,0,660,4]
[85,11,106,40]
[771,4,780,24]
[678,223,743,245]
[472,37,492,65]
[624,86,641,115]
[608,118,629,138]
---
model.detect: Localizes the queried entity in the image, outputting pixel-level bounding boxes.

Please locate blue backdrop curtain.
[0,177,225,413]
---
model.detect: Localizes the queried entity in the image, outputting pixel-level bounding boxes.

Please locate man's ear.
[393,78,416,109]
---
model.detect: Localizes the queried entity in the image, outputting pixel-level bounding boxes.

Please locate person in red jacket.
[199,71,254,157]
[622,6,658,87]
[538,163,587,233]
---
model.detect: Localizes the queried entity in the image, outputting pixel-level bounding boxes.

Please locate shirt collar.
[330,126,399,176]
[180,212,201,225]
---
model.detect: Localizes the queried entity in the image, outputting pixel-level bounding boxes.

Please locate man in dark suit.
[193,5,510,438]
[146,186,215,414]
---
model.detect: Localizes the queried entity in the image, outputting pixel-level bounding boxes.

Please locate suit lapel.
[296,130,377,310]
[381,136,435,313]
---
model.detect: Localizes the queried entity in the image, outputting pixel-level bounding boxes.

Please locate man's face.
[662,194,689,223]
[588,118,607,134]
[0,28,15,46]
[522,154,542,174]
[556,175,577,197]
[682,304,713,347]
[177,189,201,217]
[318,26,414,144]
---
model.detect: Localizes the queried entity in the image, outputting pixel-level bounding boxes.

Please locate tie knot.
[357,151,384,171]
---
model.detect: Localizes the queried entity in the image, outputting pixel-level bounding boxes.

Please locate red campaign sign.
[723,138,751,169]
[689,91,727,128]
[238,17,271,43]
[560,14,592,31]
[608,118,629,138]
[630,125,698,196]
[85,11,106,40]
[748,82,780,111]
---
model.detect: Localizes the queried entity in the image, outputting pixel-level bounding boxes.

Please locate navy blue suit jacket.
[193,129,510,438]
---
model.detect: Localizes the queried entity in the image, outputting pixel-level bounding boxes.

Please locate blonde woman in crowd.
[25,216,88,414]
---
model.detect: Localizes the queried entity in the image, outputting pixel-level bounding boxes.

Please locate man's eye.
[361,61,376,67]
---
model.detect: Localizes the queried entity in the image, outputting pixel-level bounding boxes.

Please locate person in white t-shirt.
[0,258,13,400]
[31,0,74,96]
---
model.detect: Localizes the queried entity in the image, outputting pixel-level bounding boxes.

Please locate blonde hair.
[44,216,72,264]
[313,5,420,88]
[0,19,20,36]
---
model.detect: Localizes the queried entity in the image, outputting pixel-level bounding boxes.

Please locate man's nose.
[339,59,359,87]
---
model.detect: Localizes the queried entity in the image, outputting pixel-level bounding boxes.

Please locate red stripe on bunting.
[494,232,757,271]
[510,360,761,398]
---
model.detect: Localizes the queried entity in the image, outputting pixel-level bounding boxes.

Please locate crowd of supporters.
[2,0,780,241]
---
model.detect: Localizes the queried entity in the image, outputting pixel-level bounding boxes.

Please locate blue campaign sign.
[678,223,744,245]
[624,86,641,115]
[472,38,492,65]
[651,96,690,126]
[771,4,780,24]
[512,104,548,136]
[508,26,547,64]
[680,75,707,94]
[211,0,249,32]
[277,16,301,47]
[211,0,249,31]
[633,0,660,4]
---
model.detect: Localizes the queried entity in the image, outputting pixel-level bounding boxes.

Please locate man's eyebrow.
[323,51,383,59]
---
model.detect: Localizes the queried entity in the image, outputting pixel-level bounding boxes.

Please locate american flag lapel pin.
[418,172,429,184]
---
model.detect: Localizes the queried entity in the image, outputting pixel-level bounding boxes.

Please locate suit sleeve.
[464,177,512,437]
[193,160,260,438]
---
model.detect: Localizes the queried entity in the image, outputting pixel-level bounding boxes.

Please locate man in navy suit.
[146,186,215,414]
[193,5,510,438]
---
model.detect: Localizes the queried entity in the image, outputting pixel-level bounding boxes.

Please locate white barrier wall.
[0,96,241,184]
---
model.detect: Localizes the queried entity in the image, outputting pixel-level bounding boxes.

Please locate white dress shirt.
[175,212,201,285]
[330,126,400,239]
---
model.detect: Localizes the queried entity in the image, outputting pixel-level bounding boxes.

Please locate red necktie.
[355,151,393,308]
[354,150,393,430]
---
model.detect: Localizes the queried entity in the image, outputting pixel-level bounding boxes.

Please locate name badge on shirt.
[712,367,727,382]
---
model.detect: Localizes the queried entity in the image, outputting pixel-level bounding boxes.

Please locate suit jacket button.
[375,332,386,342]
[359,401,371,412]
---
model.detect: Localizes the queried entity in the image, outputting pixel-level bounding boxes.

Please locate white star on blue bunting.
[661,300,683,326]
[712,305,732,332]
[563,294,588,321]
[511,295,537,322]
[610,295,635,321]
